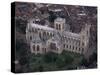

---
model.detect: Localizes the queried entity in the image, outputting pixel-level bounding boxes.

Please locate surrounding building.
[26,17,91,55]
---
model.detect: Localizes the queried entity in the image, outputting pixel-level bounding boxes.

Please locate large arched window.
[37,45,40,51]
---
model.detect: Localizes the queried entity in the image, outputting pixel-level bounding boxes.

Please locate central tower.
[54,17,66,32]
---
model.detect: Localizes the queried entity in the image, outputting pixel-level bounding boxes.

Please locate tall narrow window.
[70,45,71,49]
[68,38,70,43]
[59,24,61,30]
[66,38,68,42]
[52,33,54,36]
[66,45,68,48]
[87,31,88,35]
[56,24,58,30]
[50,33,52,36]
[82,48,84,53]
[39,32,41,38]
[33,21,35,23]
[37,45,40,51]
[79,48,80,51]
[30,36,32,40]
[73,46,74,50]
[33,45,35,51]
[63,44,65,48]
[45,48,46,52]
[76,47,77,50]
[63,24,64,29]
[43,32,46,36]
[82,42,84,46]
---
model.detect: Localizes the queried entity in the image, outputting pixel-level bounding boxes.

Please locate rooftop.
[63,31,80,39]
[55,17,66,23]
[30,23,54,31]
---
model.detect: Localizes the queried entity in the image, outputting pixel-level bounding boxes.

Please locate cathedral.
[26,17,91,55]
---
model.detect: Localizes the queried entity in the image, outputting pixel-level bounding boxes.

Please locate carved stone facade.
[26,17,91,55]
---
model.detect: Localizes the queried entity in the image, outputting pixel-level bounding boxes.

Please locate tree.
[89,52,97,64]
[16,18,27,34]
[48,11,57,22]
[55,52,74,68]
[80,57,89,67]
[56,56,65,68]
[38,65,44,72]
[43,52,57,63]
